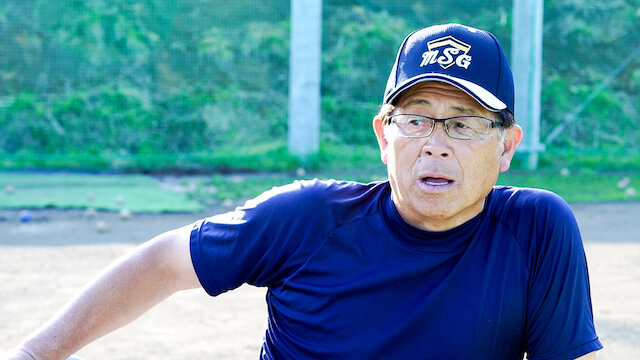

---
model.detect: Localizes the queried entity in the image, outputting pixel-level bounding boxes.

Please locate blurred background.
[0,0,639,174]
[1,5,638,357]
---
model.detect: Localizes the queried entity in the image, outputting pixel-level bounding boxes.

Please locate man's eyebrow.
[404,99,432,108]
[392,99,431,114]
[451,105,481,115]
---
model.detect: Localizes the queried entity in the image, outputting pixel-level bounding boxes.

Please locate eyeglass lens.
[391,115,493,140]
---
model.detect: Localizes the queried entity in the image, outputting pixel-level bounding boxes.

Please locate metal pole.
[288,0,323,161]
[512,0,545,169]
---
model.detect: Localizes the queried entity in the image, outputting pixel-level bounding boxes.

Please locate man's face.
[373,82,522,231]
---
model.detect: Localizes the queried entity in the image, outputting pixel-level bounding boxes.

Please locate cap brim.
[385,74,507,112]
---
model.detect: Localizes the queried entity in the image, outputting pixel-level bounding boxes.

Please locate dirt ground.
[0,201,639,359]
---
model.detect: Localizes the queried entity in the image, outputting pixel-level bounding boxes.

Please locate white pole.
[288,0,322,160]
[512,0,545,169]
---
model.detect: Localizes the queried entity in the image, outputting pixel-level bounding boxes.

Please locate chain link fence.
[0,0,638,171]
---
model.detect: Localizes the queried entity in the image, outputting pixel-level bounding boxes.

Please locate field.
[0,175,639,359]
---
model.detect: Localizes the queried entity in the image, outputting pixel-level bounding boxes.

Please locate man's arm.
[4,225,200,360]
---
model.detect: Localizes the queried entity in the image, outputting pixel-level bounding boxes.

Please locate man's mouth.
[422,177,453,186]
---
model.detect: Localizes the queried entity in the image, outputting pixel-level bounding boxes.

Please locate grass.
[498,169,640,203]
[0,142,383,173]
[0,172,204,213]
[1,166,638,214]
[193,167,388,206]
[193,167,640,207]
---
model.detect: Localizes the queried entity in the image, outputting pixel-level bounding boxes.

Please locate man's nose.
[422,122,452,158]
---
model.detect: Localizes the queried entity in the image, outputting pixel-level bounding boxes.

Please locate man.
[3,24,601,359]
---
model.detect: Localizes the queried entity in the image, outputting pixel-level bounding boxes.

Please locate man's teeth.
[423,178,451,186]
[426,181,448,186]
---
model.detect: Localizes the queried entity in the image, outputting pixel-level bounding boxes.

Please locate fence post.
[288,0,323,161]
[512,0,545,170]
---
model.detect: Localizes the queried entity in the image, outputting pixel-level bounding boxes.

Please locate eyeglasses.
[387,114,503,140]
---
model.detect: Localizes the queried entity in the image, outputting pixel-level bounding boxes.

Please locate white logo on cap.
[420,36,472,70]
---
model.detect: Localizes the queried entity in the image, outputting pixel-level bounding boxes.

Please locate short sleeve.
[516,190,603,359]
[189,179,347,296]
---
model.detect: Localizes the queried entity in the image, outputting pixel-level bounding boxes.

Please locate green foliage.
[541,0,640,153]
[322,6,411,102]
[1,1,640,173]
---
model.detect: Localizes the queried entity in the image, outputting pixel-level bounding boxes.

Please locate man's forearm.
[16,226,199,360]
[575,351,596,360]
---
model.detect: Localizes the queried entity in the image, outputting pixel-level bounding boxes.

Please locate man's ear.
[373,115,388,165]
[499,124,523,173]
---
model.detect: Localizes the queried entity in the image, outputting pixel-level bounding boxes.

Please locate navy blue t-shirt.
[190,180,602,359]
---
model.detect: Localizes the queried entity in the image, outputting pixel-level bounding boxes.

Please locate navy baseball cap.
[384,24,515,113]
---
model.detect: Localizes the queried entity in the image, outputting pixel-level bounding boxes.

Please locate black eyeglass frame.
[386,114,504,140]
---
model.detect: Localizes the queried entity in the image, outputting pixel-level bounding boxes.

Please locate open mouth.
[422,177,454,186]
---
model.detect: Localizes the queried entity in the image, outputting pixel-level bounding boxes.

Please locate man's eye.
[408,118,425,126]
[453,121,469,129]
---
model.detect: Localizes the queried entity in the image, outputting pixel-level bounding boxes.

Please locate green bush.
[1,1,640,173]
